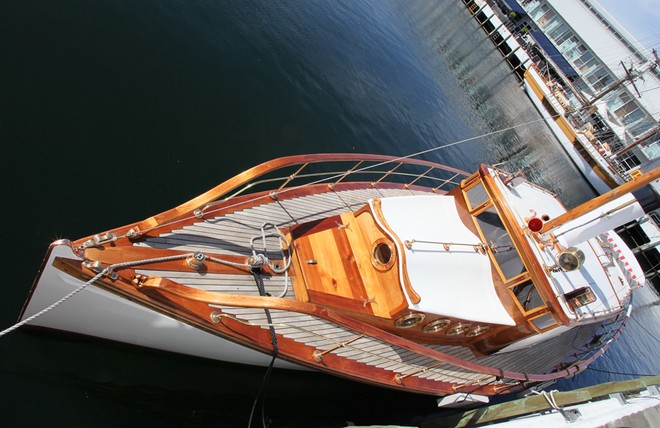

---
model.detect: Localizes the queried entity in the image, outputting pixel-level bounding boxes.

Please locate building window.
[543,15,562,34]
[641,141,660,161]
[605,91,656,138]
[565,44,588,63]
[629,117,655,137]
[574,52,597,75]
[552,25,573,46]
[558,36,580,57]
[537,8,556,28]
[614,101,641,124]
[585,66,615,92]
[529,3,550,22]
[618,151,642,169]
[607,90,632,113]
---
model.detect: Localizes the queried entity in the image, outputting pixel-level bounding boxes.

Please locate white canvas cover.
[374,195,515,326]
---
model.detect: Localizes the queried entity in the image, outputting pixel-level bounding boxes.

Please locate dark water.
[1,1,658,426]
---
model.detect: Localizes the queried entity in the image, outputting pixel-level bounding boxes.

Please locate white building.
[514,0,659,170]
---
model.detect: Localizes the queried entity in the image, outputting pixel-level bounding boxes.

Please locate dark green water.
[1,1,657,426]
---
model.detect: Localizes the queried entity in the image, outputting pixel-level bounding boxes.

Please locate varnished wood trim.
[82,246,259,275]
[72,154,469,245]
[479,166,568,325]
[139,154,469,230]
[134,273,551,382]
[52,255,617,386]
[307,289,374,315]
[540,167,660,234]
[370,198,421,304]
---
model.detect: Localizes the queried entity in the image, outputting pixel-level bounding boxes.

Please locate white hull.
[21,242,301,370]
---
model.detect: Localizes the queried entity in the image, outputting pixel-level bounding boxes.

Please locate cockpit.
[462,174,560,334]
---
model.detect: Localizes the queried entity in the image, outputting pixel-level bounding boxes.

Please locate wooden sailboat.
[17,154,658,397]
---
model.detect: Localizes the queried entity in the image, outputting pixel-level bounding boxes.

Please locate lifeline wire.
[630,315,660,343]
[586,366,657,378]
[131,114,557,240]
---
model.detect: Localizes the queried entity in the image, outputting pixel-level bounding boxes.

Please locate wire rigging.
[131,114,560,240]
[586,366,657,378]
[629,315,660,343]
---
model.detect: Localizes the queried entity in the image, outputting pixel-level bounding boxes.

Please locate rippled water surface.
[1,1,657,426]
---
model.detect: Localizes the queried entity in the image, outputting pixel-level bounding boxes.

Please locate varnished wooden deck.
[130,186,611,390]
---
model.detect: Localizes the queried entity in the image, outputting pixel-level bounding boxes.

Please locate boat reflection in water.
[18,154,659,400]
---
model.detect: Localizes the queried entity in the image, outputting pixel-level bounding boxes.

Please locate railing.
[132,154,471,233]
[604,237,645,289]
[211,309,506,394]
[557,298,631,371]
[108,151,635,395]
[219,155,468,202]
[205,295,632,395]
[144,272,632,394]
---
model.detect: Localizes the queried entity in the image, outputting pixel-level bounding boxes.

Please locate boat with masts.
[461,0,660,197]
[520,64,658,196]
[523,64,628,194]
[14,154,658,398]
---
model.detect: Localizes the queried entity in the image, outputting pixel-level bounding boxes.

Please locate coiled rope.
[530,388,577,422]
[531,389,561,409]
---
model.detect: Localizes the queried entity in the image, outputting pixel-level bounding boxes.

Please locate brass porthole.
[446,323,472,336]
[371,238,396,271]
[395,313,425,328]
[466,325,490,337]
[423,318,451,333]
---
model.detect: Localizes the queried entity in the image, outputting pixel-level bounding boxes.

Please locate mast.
[539,167,660,236]
[614,126,660,157]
